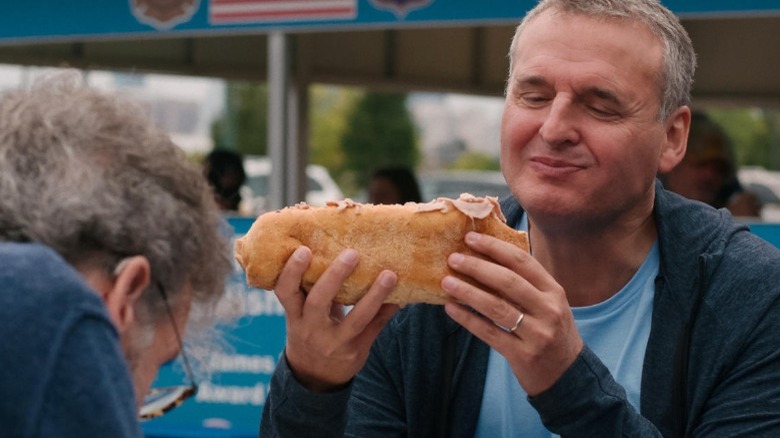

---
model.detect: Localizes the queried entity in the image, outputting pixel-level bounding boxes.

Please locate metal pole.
[267,31,289,211]
[288,35,309,207]
[268,31,308,209]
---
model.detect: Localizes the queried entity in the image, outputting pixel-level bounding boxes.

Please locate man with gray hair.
[261,0,780,436]
[0,72,233,436]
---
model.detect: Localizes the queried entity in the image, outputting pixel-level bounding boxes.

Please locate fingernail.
[380,271,397,287]
[465,232,480,244]
[338,249,359,264]
[449,253,464,266]
[293,247,309,261]
[442,276,457,291]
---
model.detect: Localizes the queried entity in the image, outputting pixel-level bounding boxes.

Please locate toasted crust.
[234,194,529,306]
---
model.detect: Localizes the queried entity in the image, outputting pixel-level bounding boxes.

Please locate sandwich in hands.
[234,194,529,306]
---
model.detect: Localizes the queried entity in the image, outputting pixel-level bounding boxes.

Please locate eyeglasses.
[138,282,198,421]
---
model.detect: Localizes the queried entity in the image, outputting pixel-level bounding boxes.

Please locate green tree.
[707,108,779,170]
[210,82,360,173]
[448,151,501,171]
[309,85,362,180]
[339,91,420,194]
[211,81,268,156]
[209,85,421,196]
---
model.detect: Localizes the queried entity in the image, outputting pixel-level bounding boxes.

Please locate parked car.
[418,170,511,202]
[240,156,344,215]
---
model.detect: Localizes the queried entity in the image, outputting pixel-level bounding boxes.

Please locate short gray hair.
[0,71,233,330]
[508,0,697,120]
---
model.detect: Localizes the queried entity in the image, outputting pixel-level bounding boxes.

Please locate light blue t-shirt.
[474,214,658,438]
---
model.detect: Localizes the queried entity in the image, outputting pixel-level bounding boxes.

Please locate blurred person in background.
[662,111,762,217]
[203,149,247,213]
[0,71,233,436]
[367,166,423,205]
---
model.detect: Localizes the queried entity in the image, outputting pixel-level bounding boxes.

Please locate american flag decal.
[210,0,357,24]
[369,0,432,18]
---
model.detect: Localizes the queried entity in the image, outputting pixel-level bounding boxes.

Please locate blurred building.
[93,71,224,154]
[0,65,224,155]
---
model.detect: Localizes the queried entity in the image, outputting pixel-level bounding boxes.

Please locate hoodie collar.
[499,179,746,303]
[652,179,747,298]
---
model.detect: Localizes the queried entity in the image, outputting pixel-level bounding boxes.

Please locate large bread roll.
[234,194,529,306]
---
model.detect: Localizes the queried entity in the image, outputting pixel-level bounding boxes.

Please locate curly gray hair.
[0,71,233,332]
[508,0,697,120]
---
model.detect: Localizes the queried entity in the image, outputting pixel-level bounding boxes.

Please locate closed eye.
[580,87,623,119]
[519,93,551,107]
[588,105,618,118]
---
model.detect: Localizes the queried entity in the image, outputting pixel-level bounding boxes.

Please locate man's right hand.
[273,246,399,392]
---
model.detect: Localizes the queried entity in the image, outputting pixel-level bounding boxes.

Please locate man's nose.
[539,97,581,147]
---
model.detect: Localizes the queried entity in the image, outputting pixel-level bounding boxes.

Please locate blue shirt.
[474,214,658,437]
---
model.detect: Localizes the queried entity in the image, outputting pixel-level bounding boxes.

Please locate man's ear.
[658,106,691,174]
[106,256,151,333]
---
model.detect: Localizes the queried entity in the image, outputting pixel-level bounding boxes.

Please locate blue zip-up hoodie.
[262,181,780,437]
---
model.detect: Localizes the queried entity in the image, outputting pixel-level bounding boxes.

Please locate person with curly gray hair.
[0,71,233,436]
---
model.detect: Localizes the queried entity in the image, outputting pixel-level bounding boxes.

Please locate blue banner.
[0,0,528,44]
[750,222,780,248]
[664,0,780,17]
[2,1,780,45]
[143,217,283,438]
